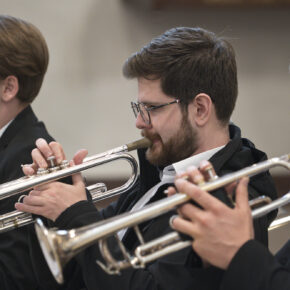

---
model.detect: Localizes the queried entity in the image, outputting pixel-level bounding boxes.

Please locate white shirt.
[0,120,13,138]
[117,145,225,240]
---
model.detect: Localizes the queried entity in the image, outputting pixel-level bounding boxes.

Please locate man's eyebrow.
[141,101,162,106]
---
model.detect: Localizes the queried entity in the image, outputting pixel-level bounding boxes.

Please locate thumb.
[69,160,85,186]
[73,149,88,165]
[22,163,37,176]
[235,177,249,210]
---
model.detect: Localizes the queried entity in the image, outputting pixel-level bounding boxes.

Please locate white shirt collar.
[160,145,225,180]
[0,120,13,138]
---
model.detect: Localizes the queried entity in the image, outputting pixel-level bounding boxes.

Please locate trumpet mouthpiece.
[126,138,152,152]
[281,153,290,162]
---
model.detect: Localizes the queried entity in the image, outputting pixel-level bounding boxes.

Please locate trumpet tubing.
[35,154,290,284]
[269,214,290,231]
[0,138,151,233]
[0,138,150,200]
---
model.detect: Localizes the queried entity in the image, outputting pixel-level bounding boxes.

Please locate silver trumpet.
[35,154,290,284]
[0,138,151,232]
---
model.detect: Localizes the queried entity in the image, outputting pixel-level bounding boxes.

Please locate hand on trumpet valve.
[16,138,89,221]
[167,161,219,227]
[166,161,219,197]
[22,138,76,175]
[169,161,253,269]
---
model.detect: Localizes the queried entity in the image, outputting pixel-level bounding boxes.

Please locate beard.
[142,115,199,167]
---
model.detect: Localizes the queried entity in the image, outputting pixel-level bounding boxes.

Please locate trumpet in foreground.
[35,153,290,284]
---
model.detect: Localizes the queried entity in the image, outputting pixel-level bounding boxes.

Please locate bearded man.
[18,27,277,290]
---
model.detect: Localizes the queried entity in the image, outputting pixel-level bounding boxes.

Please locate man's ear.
[1,76,19,102]
[188,93,213,127]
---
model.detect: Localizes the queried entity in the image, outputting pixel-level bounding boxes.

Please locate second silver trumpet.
[35,153,290,284]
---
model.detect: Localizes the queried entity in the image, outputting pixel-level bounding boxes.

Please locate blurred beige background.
[1,0,289,253]
[1,0,289,177]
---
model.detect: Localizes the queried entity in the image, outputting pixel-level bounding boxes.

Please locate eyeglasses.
[131,99,181,125]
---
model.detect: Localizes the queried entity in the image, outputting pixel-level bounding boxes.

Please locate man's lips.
[141,131,162,148]
[147,138,162,151]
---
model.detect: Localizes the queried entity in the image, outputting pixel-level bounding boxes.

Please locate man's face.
[135,78,199,167]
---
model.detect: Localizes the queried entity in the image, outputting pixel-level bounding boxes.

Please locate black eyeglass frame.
[131,99,181,125]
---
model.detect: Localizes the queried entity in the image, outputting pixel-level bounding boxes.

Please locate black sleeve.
[54,200,102,229]
[220,240,290,290]
[275,240,290,271]
[0,226,42,290]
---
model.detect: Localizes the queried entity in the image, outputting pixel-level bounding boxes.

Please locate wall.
[1,0,289,181]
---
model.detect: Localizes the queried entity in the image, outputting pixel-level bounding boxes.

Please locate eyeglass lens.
[131,102,150,124]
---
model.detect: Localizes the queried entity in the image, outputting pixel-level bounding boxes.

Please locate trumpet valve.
[60,160,69,169]
[47,156,56,168]
[36,157,69,176]
[37,168,50,175]
[47,156,59,173]
[204,164,218,182]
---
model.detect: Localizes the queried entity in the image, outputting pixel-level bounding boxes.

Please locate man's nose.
[135,113,151,129]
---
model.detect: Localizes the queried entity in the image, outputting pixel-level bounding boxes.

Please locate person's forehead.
[137,78,173,104]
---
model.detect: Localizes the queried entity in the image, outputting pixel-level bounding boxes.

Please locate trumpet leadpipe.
[83,138,151,162]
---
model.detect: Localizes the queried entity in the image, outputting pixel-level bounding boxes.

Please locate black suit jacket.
[53,124,277,290]
[0,106,65,290]
[220,239,290,290]
[276,239,290,271]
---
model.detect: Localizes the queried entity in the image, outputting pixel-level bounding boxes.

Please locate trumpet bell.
[35,219,65,284]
